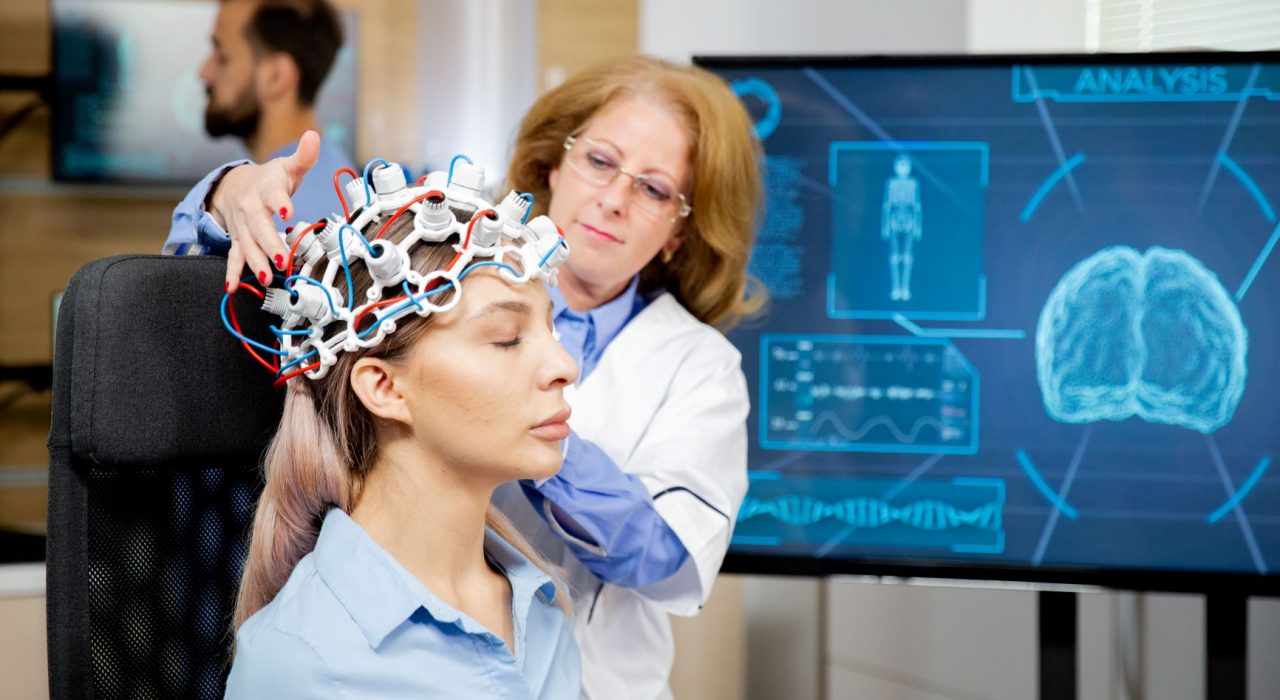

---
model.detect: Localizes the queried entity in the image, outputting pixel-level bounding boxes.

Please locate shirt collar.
[548,275,640,345]
[313,508,558,649]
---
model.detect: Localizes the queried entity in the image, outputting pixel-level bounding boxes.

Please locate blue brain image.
[1036,246,1248,434]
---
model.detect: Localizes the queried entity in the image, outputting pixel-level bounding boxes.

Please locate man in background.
[165,0,353,255]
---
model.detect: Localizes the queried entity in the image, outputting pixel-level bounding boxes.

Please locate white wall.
[640,0,967,63]
[966,0,1087,54]
[414,0,538,179]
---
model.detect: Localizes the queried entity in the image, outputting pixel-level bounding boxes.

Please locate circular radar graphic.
[1035,246,1248,434]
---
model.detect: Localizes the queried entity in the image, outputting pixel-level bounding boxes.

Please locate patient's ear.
[350,358,411,426]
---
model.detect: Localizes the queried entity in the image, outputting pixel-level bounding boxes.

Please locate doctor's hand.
[208,129,321,292]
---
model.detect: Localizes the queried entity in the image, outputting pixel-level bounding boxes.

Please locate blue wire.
[362,158,390,207]
[539,239,565,268]
[271,326,312,338]
[460,260,520,279]
[358,283,452,340]
[402,280,424,311]
[336,225,357,309]
[278,348,317,374]
[516,192,534,223]
[340,223,379,257]
[284,275,340,318]
[220,293,288,356]
[447,154,473,186]
[277,246,566,374]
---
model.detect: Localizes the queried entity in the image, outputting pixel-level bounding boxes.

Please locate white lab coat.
[493,291,749,700]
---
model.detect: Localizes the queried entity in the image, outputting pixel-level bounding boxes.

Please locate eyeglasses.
[562,135,692,222]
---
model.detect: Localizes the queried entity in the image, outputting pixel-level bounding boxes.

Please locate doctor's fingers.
[242,184,290,269]
[228,204,276,287]
[224,244,247,294]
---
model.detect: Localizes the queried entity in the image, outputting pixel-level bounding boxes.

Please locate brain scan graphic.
[1036,246,1248,434]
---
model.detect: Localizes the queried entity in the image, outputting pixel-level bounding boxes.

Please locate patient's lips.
[530,408,572,440]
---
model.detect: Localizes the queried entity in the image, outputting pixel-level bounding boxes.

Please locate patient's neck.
[348,436,499,607]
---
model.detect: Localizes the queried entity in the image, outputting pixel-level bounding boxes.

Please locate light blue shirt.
[547,276,645,383]
[520,278,690,589]
[225,508,581,699]
[164,138,354,255]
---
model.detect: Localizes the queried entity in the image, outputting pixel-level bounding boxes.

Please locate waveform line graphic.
[738,494,1001,532]
[810,412,944,444]
[760,335,979,455]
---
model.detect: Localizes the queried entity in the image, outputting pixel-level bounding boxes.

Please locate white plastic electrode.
[261,288,291,317]
[414,197,453,241]
[497,190,531,224]
[344,177,367,210]
[525,215,560,242]
[285,222,323,267]
[472,214,504,248]
[373,165,411,207]
[290,283,335,322]
[365,239,407,285]
[372,164,406,195]
[448,160,485,199]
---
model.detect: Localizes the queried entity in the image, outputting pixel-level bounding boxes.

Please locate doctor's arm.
[164,132,321,291]
[524,345,750,613]
[521,432,691,589]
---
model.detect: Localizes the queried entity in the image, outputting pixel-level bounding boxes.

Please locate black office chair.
[47,255,284,699]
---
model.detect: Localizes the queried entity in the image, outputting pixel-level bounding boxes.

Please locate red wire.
[227,282,278,374]
[427,209,496,291]
[274,361,319,387]
[415,174,430,186]
[373,190,445,241]
[285,220,327,277]
[333,168,359,220]
[352,208,493,329]
[276,208,504,385]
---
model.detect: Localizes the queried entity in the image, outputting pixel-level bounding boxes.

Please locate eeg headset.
[221,154,569,384]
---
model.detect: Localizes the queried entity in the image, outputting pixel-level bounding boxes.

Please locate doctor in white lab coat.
[494,56,765,699]
[189,55,764,699]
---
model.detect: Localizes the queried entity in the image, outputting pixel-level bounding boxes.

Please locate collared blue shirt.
[164,137,354,255]
[225,508,581,699]
[522,278,690,589]
[547,276,645,384]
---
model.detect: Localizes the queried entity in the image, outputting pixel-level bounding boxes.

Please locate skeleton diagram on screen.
[882,155,923,301]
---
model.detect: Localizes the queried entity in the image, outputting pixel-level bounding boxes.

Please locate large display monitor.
[698,53,1280,593]
[50,0,357,184]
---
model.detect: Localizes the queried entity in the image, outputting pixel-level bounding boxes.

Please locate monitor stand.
[1039,590,1077,700]
[1039,590,1249,699]
[1206,592,1247,699]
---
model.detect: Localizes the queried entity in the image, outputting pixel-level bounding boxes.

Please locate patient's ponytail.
[233,382,352,629]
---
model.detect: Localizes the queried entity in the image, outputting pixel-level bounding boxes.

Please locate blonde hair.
[234,216,568,630]
[508,55,767,329]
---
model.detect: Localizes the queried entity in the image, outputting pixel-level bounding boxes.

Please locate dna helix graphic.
[738,494,1001,531]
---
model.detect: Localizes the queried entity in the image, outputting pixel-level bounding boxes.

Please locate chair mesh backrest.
[84,465,259,698]
[48,255,283,699]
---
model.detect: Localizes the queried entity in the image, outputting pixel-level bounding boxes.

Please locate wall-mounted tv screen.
[51,0,357,184]
[698,53,1280,593]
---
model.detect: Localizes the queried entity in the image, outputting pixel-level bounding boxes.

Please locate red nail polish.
[274,254,285,270]
[279,207,289,220]
[224,281,233,294]
[259,271,270,285]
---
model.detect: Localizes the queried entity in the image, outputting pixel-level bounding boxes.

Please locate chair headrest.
[58,255,284,467]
